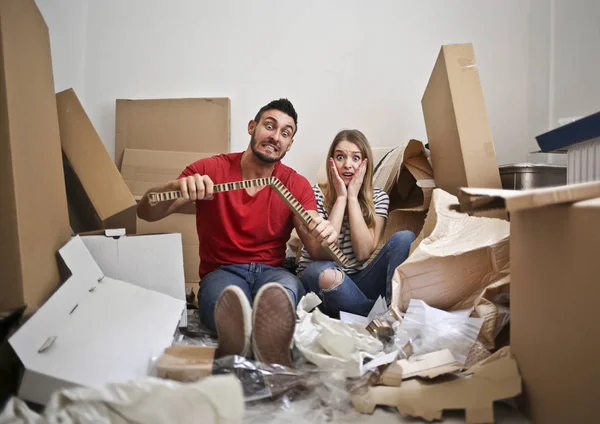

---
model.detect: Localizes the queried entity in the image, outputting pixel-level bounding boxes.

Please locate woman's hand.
[329,158,348,199]
[347,159,367,200]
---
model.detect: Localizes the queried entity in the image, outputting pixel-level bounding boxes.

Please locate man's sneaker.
[214,286,252,358]
[252,283,296,368]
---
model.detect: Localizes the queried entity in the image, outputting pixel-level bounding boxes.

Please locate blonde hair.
[320,129,376,228]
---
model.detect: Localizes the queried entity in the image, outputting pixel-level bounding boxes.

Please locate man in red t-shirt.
[138,99,337,367]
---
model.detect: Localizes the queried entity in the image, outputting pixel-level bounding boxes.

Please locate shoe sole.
[252,283,295,368]
[214,286,252,357]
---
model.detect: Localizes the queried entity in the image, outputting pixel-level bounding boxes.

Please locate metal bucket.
[499,163,566,190]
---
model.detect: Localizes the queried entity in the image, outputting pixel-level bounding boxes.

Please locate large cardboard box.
[122,148,206,283]
[115,97,230,169]
[57,89,137,235]
[121,148,216,200]
[9,236,185,405]
[0,0,71,314]
[456,181,600,423]
[422,43,502,197]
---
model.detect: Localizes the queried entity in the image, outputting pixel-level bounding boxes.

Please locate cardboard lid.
[456,181,600,213]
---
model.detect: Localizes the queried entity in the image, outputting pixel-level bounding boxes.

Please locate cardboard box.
[155,345,216,382]
[456,181,600,423]
[122,148,203,284]
[422,44,502,197]
[9,236,185,405]
[115,98,230,169]
[0,0,71,314]
[57,89,136,235]
[80,230,188,326]
[121,148,216,201]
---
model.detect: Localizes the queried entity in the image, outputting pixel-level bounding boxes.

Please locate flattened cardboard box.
[57,89,137,235]
[422,43,502,198]
[9,236,185,405]
[0,0,71,314]
[456,182,600,424]
[115,97,230,169]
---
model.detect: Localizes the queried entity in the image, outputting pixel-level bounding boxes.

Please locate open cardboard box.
[79,229,188,326]
[115,97,230,169]
[8,236,185,405]
[455,181,600,423]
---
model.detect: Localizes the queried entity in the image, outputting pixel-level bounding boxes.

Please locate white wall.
[35,0,88,97]
[38,0,600,179]
[80,0,534,179]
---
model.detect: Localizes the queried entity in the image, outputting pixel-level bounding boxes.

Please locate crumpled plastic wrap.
[0,375,243,424]
[393,299,484,365]
[294,294,384,378]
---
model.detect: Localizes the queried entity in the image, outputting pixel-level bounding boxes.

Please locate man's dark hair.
[254,98,298,134]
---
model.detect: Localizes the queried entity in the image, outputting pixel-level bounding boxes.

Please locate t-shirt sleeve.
[313,185,328,218]
[294,176,317,211]
[374,188,390,218]
[178,157,213,180]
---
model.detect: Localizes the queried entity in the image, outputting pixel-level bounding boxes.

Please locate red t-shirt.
[179,152,317,279]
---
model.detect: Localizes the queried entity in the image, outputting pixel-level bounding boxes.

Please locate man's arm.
[137,174,214,222]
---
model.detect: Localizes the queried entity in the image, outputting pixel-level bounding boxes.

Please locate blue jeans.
[298,231,416,317]
[198,263,305,332]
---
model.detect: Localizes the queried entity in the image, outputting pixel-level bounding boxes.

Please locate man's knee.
[319,268,344,290]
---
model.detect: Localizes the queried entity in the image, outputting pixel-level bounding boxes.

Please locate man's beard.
[250,134,286,163]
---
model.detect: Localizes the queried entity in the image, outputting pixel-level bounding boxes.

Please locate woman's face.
[332,140,363,186]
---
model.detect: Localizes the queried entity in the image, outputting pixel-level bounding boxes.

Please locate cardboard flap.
[9,236,185,405]
[456,181,600,213]
[121,148,216,198]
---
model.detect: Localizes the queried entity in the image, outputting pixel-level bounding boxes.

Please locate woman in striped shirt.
[297,129,415,317]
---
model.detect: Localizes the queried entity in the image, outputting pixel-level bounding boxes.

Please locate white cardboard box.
[9,236,185,405]
[80,230,187,326]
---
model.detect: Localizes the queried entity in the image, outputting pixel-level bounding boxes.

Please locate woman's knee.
[388,230,416,248]
[318,268,345,290]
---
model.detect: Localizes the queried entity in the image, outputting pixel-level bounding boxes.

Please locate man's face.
[248,109,296,163]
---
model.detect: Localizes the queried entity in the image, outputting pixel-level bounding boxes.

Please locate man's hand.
[307,215,338,247]
[172,174,215,201]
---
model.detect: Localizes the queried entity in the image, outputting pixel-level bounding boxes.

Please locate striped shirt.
[297,185,389,275]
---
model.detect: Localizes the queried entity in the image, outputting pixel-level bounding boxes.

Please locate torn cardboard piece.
[392,189,510,314]
[57,89,137,235]
[0,0,71,314]
[8,236,185,405]
[115,97,230,169]
[80,231,188,326]
[155,345,216,382]
[421,43,502,198]
[456,180,600,214]
[378,349,460,386]
[471,273,510,350]
[352,347,521,423]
